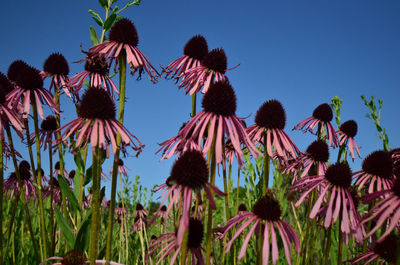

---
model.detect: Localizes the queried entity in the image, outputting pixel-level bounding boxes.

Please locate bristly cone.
[7,60,30,82]
[312,103,333,123]
[187,218,204,249]
[372,234,398,264]
[15,66,43,91]
[62,250,86,265]
[183,35,208,61]
[325,162,352,188]
[362,150,393,179]
[306,140,329,163]
[109,18,139,47]
[41,115,57,131]
[255,99,286,130]
[339,120,358,138]
[201,48,227,74]
[252,191,281,221]
[202,80,237,116]
[84,54,109,76]
[43,53,69,76]
[78,87,116,120]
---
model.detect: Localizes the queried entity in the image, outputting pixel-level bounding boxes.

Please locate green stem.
[323,226,332,265]
[105,51,127,260]
[32,99,49,259]
[1,184,18,264]
[337,217,343,265]
[48,146,55,256]
[100,0,112,43]
[23,119,37,181]
[180,229,189,265]
[262,135,270,195]
[5,125,40,263]
[191,94,196,117]
[205,127,217,265]
[89,147,101,265]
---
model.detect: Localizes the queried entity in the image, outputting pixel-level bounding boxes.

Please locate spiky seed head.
[160,205,167,211]
[183,35,208,60]
[48,177,60,188]
[312,103,333,123]
[362,151,393,179]
[306,140,329,163]
[16,66,43,91]
[202,80,237,116]
[325,162,352,188]
[78,87,116,120]
[187,218,204,249]
[238,203,247,212]
[7,60,30,82]
[109,18,139,47]
[41,115,57,131]
[170,150,208,190]
[84,54,109,76]
[118,159,124,166]
[136,203,144,211]
[201,48,227,74]
[372,234,398,264]
[69,170,75,180]
[255,99,286,130]
[252,191,281,221]
[43,53,69,75]
[339,120,358,138]
[61,250,86,265]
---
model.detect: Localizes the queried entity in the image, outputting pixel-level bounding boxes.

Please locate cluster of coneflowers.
[0,7,399,265]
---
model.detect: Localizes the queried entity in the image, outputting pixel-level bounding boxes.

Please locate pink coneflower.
[90,18,158,83]
[43,177,62,205]
[132,204,148,232]
[176,80,261,167]
[114,158,129,177]
[349,234,399,265]
[4,161,38,202]
[0,80,24,138]
[337,120,361,160]
[134,203,148,219]
[53,161,69,179]
[292,162,358,235]
[115,202,128,221]
[149,205,170,226]
[158,150,224,244]
[178,48,232,95]
[293,103,338,147]
[59,87,144,155]
[222,191,300,265]
[30,115,58,151]
[361,176,400,241]
[39,249,123,265]
[353,150,394,193]
[247,99,300,160]
[163,35,208,80]
[7,63,59,119]
[147,218,205,265]
[69,52,118,98]
[42,52,72,98]
[299,140,329,178]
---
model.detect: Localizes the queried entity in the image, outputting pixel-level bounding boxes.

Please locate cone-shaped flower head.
[306,140,329,163]
[255,99,286,130]
[238,203,247,212]
[201,80,236,116]
[350,234,399,264]
[339,120,357,138]
[16,66,43,91]
[337,120,361,160]
[252,191,281,221]
[78,87,116,120]
[312,103,333,123]
[19,160,31,181]
[62,250,86,265]
[325,162,352,188]
[41,115,57,131]
[43,53,69,76]
[109,18,139,47]
[187,218,204,249]
[201,48,227,74]
[170,149,208,190]
[84,54,109,76]
[7,60,30,82]
[184,35,208,61]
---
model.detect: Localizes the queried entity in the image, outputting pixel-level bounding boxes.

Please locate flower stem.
[100,0,112,43]
[31,98,49,259]
[48,146,55,256]
[105,50,127,260]
[191,94,196,117]
[1,194,18,264]
[262,134,270,195]
[323,226,332,265]
[89,147,101,265]
[337,216,343,265]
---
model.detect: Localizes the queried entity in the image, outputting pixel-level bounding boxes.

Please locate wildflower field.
[0,1,399,264]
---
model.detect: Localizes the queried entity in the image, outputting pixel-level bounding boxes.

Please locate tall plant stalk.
[105,51,127,260]
[89,146,101,265]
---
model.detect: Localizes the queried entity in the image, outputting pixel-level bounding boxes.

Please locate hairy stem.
[89,147,101,265]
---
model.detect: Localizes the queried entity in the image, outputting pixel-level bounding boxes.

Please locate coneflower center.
[187,218,204,249]
[201,48,227,74]
[61,250,86,265]
[78,87,116,120]
[160,205,167,211]
[170,150,208,190]
[362,151,393,179]
[238,203,247,212]
[136,203,144,211]
[392,177,400,198]
[109,18,139,47]
[84,54,109,76]
[41,115,57,131]
[312,103,333,123]
[325,162,352,188]
[19,161,31,181]
[202,80,237,116]
[16,66,43,91]
[118,159,124,166]
[306,140,329,163]
[339,120,358,138]
[43,53,69,76]
[7,60,30,82]
[255,99,286,130]
[183,35,208,61]
[372,234,398,264]
[252,193,281,221]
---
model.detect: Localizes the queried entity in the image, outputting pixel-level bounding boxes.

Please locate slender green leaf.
[103,13,117,31]
[91,16,103,27]
[58,175,80,214]
[89,26,99,46]
[98,0,108,9]
[88,9,102,20]
[74,212,91,251]
[54,208,75,248]
[84,166,93,186]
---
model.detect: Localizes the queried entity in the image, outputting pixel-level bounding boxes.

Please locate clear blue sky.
[1,0,399,198]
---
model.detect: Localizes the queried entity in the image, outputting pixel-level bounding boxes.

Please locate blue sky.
[1,0,399,198]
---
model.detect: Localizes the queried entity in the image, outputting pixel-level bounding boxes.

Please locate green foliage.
[331,96,343,127]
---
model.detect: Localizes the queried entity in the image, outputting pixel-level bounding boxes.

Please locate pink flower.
[337,120,361,160]
[293,103,338,147]
[41,52,72,98]
[90,18,158,83]
[222,191,300,265]
[148,205,170,227]
[39,249,123,265]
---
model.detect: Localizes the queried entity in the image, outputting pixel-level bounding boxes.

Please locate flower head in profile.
[149,205,170,227]
[43,177,63,206]
[175,80,261,167]
[163,35,209,80]
[147,218,205,265]
[292,162,359,235]
[39,249,123,265]
[349,234,399,265]
[337,120,361,160]
[247,99,300,161]
[59,87,144,156]
[69,52,118,98]
[7,62,59,119]
[353,150,394,193]
[222,191,300,265]
[178,48,234,95]
[29,115,58,151]
[42,52,72,98]
[90,18,159,83]
[293,103,338,147]
[361,176,400,241]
